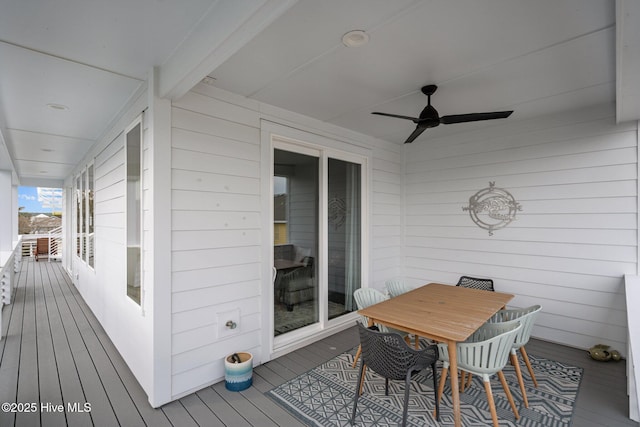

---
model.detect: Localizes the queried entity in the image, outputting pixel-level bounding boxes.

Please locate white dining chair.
[486,304,542,408]
[385,279,412,298]
[435,320,522,427]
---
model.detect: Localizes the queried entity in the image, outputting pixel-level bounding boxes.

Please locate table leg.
[447,340,462,427]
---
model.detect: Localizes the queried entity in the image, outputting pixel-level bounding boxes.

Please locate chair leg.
[352,345,361,369]
[351,362,366,424]
[510,351,529,408]
[497,371,520,420]
[483,379,500,427]
[402,372,412,427]
[520,346,538,388]
[432,362,440,421]
[459,370,473,392]
[358,364,367,395]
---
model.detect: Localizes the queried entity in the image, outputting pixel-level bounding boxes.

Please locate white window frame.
[124,115,144,308]
[86,162,95,270]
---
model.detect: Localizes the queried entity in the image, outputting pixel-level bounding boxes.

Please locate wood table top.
[274,259,305,270]
[358,283,514,342]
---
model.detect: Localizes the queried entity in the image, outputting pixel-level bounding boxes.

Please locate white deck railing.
[0,238,21,340]
[20,226,62,261]
[625,274,640,421]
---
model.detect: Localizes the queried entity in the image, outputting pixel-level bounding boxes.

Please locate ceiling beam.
[616,0,640,123]
[0,129,19,185]
[158,0,298,100]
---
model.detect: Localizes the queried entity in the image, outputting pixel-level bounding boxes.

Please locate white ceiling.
[0,0,638,188]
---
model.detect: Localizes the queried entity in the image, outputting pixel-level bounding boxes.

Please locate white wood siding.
[169,86,402,398]
[64,87,156,402]
[371,149,404,288]
[170,92,262,398]
[403,104,637,352]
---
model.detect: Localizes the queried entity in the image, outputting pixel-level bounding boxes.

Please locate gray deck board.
[162,400,200,427]
[41,262,93,427]
[195,386,252,427]
[44,262,120,427]
[16,261,40,427]
[211,381,281,427]
[0,258,637,426]
[0,259,27,427]
[177,394,224,427]
[35,262,67,427]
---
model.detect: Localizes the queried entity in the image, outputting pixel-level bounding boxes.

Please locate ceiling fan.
[372,85,513,144]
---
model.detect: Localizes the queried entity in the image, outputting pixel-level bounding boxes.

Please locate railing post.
[0,265,11,341]
[1,266,11,305]
[14,237,22,274]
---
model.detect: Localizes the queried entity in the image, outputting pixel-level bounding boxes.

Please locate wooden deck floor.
[0,258,637,426]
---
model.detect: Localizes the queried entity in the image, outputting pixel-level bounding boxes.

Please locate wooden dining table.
[358,282,514,427]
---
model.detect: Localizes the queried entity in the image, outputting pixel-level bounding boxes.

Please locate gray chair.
[456,275,494,291]
[352,288,413,368]
[487,304,542,408]
[280,256,315,311]
[436,320,522,427]
[385,279,412,298]
[351,323,439,427]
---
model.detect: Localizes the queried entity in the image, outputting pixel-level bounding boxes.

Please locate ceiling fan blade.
[404,126,426,144]
[372,112,421,123]
[440,111,513,125]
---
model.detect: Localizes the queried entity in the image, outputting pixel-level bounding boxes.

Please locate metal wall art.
[462,182,522,236]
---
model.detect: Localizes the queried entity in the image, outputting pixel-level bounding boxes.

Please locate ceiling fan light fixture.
[342,30,369,47]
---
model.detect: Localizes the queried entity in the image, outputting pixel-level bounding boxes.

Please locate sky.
[18,186,62,213]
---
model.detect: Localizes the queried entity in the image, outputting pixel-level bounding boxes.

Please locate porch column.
[0,170,16,251]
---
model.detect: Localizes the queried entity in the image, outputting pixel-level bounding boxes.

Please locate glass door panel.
[327,158,361,319]
[273,149,319,336]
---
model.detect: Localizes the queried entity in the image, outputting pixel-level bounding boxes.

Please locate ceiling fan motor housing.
[420,105,440,128]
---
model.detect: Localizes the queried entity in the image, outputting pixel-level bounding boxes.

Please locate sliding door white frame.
[261,121,370,359]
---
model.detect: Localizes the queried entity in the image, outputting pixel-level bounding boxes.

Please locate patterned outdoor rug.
[268,347,583,426]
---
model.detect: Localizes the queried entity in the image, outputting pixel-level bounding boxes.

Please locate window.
[74,164,95,268]
[273,176,289,245]
[81,168,87,261]
[76,175,81,256]
[126,119,142,305]
[87,164,95,268]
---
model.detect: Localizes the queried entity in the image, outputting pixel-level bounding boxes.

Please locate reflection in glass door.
[327,158,361,318]
[273,149,319,336]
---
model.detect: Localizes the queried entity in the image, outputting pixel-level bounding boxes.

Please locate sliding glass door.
[273,149,319,336]
[272,142,364,340]
[327,158,361,317]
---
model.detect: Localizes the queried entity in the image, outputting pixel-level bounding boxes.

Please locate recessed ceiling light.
[202,76,216,85]
[342,30,369,47]
[46,103,69,111]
